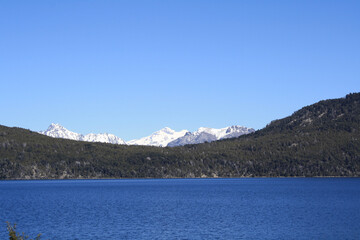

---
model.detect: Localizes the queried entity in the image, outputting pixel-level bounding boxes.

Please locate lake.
[0,178,359,239]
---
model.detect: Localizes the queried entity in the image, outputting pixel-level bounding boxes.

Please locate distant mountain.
[82,133,126,145]
[127,127,189,147]
[167,126,255,147]
[39,123,82,141]
[39,123,126,145]
[39,124,254,147]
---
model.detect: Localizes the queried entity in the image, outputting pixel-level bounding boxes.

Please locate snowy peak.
[156,127,176,134]
[195,127,211,134]
[82,133,126,145]
[221,125,254,139]
[167,131,217,147]
[127,127,189,147]
[47,123,63,130]
[193,125,254,140]
[39,124,126,145]
[40,123,82,141]
[167,125,255,147]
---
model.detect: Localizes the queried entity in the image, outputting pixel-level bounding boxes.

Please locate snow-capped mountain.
[197,125,255,140]
[39,123,82,141]
[81,133,126,144]
[39,124,254,147]
[167,131,218,147]
[39,123,126,145]
[127,127,189,147]
[167,126,255,147]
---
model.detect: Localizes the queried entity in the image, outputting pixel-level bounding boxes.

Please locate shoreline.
[1,175,359,181]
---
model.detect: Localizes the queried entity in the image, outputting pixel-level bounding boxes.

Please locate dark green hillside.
[1,93,360,179]
[0,127,190,179]
[185,93,360,177]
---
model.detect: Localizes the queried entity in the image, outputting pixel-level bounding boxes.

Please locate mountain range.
[39,124,255,147]
[1,93,359,179]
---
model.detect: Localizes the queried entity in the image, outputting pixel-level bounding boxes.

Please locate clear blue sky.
[1,0,359,141]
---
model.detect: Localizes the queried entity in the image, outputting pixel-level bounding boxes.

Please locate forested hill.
[1,93,360,179]
[262,92,360,134]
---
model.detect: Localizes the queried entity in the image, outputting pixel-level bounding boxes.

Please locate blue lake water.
[0,178,359,239]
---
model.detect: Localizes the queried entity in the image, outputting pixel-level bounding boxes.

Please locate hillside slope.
[1,93,359,179]
[185,93,360,177]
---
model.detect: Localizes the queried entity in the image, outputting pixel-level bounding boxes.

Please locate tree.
[6,222,41,240]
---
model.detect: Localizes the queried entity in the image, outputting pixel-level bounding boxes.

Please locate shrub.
[6,222,41,240]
